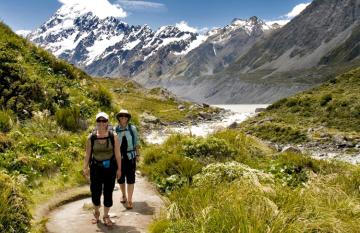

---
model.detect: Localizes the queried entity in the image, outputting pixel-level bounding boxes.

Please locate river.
[143,104,360,164]
[144,104,268,144]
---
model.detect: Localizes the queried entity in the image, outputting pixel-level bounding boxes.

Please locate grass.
[97,77,219,124]
[240,67,360,144]
[144,130,360,233]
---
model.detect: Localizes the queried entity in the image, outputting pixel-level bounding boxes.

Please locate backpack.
[115,123,136,153]
[90,124,115,163]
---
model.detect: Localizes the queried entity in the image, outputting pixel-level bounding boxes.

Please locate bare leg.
[127,184,134,202]
[103,206,113,226]
[126,184,135,209]
[92,205,100,224]
[120,183,127,202]
[104,206,110,216]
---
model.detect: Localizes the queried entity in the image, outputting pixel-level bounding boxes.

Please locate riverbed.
[144,104,268,144]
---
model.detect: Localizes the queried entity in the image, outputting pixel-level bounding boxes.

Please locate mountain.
[28,3,208,77]
[134,16,276,84]
[27,4,277,91]
[28,0,360,104]
[162,0,360,103]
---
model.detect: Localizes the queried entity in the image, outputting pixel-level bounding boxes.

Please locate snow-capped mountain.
[28,3,208,77]
[133,16,278,85]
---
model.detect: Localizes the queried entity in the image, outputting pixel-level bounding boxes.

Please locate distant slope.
[240,67,360,144]
[148,0,360,104]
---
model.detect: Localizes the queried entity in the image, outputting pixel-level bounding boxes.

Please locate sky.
[0,0,312,33]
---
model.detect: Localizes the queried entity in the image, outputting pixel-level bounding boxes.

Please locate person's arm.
[114,136,122,179]
[83,135,92,177]
[133,126,141,161]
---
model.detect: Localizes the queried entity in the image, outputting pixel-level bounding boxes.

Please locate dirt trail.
[46,175,164,233]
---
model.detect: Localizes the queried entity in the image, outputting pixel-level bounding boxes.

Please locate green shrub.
[0,110,13,132]
[0,133,12,152]
[0,171,30,233]
[182,136,236,160]
[55,107,84,132]
[248,122,307,144]
[90,85,113,108]
[320,93,332,106]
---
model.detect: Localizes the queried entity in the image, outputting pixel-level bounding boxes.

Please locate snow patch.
[85,34,124,64]
[174,34,208,56]
[123,39,141,50]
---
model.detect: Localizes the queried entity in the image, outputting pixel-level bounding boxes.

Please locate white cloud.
[265,2,311,26]
[57,0,127,19]
[116,0,166,11]
[175,21,198,33]
[285,3,311,18]
[16,30,32,37]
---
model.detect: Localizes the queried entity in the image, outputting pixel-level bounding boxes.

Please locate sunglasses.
[118,115,128,119]
[96,119,108,123]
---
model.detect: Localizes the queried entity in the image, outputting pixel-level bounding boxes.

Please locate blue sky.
[0,0,312,32]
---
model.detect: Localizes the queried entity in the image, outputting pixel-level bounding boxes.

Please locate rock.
[198,112,212,120]
[282,146,301,154]
[113,87,129,93]
[320,132,330,138]
[202,103,210,108]
[275,144,282,152]
[141,113,160,124]
[178,105,186,111]
[255,108,266,113]
[227,122,238,129]
[258,117,273,124]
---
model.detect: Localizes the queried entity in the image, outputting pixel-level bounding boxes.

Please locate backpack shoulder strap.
[108,130,115,148]
[128,123,135,150]
[89,130,97,162]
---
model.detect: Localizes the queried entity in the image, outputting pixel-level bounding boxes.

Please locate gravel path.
[46,175,164,233]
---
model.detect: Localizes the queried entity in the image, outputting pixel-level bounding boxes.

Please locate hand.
[83,167,89,177]
[116,169,121,179]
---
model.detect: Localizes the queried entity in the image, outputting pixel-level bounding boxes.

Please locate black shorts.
[118,157,136,184]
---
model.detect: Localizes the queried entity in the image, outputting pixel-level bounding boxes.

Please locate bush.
[0,110,13,132]
[0,171,30,233]
[320,94,332,106]
[182,136,236,160]
[247,122,307,144]
[55,107,84,132]
[0,133,13,152]
[90,85,113,108]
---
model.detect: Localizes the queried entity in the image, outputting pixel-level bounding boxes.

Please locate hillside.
[240,67,360,156]
[139,69,360,233]
[0,22,213,233]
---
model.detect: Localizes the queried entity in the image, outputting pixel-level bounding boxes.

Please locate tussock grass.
[144,129,360,233]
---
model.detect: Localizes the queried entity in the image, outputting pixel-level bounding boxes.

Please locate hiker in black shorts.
[83,112,121,226]
[115,109,140,209]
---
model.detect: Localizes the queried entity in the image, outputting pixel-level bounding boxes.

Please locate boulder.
[178,105,186,111]
[227,122,238,129]
[255,108,266,113]
[198,112,212,120]
[281,146,301,154]
[202,103,210,108]
[141,112,160,124]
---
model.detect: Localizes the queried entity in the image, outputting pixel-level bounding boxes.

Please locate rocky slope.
[170,0,360,103]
